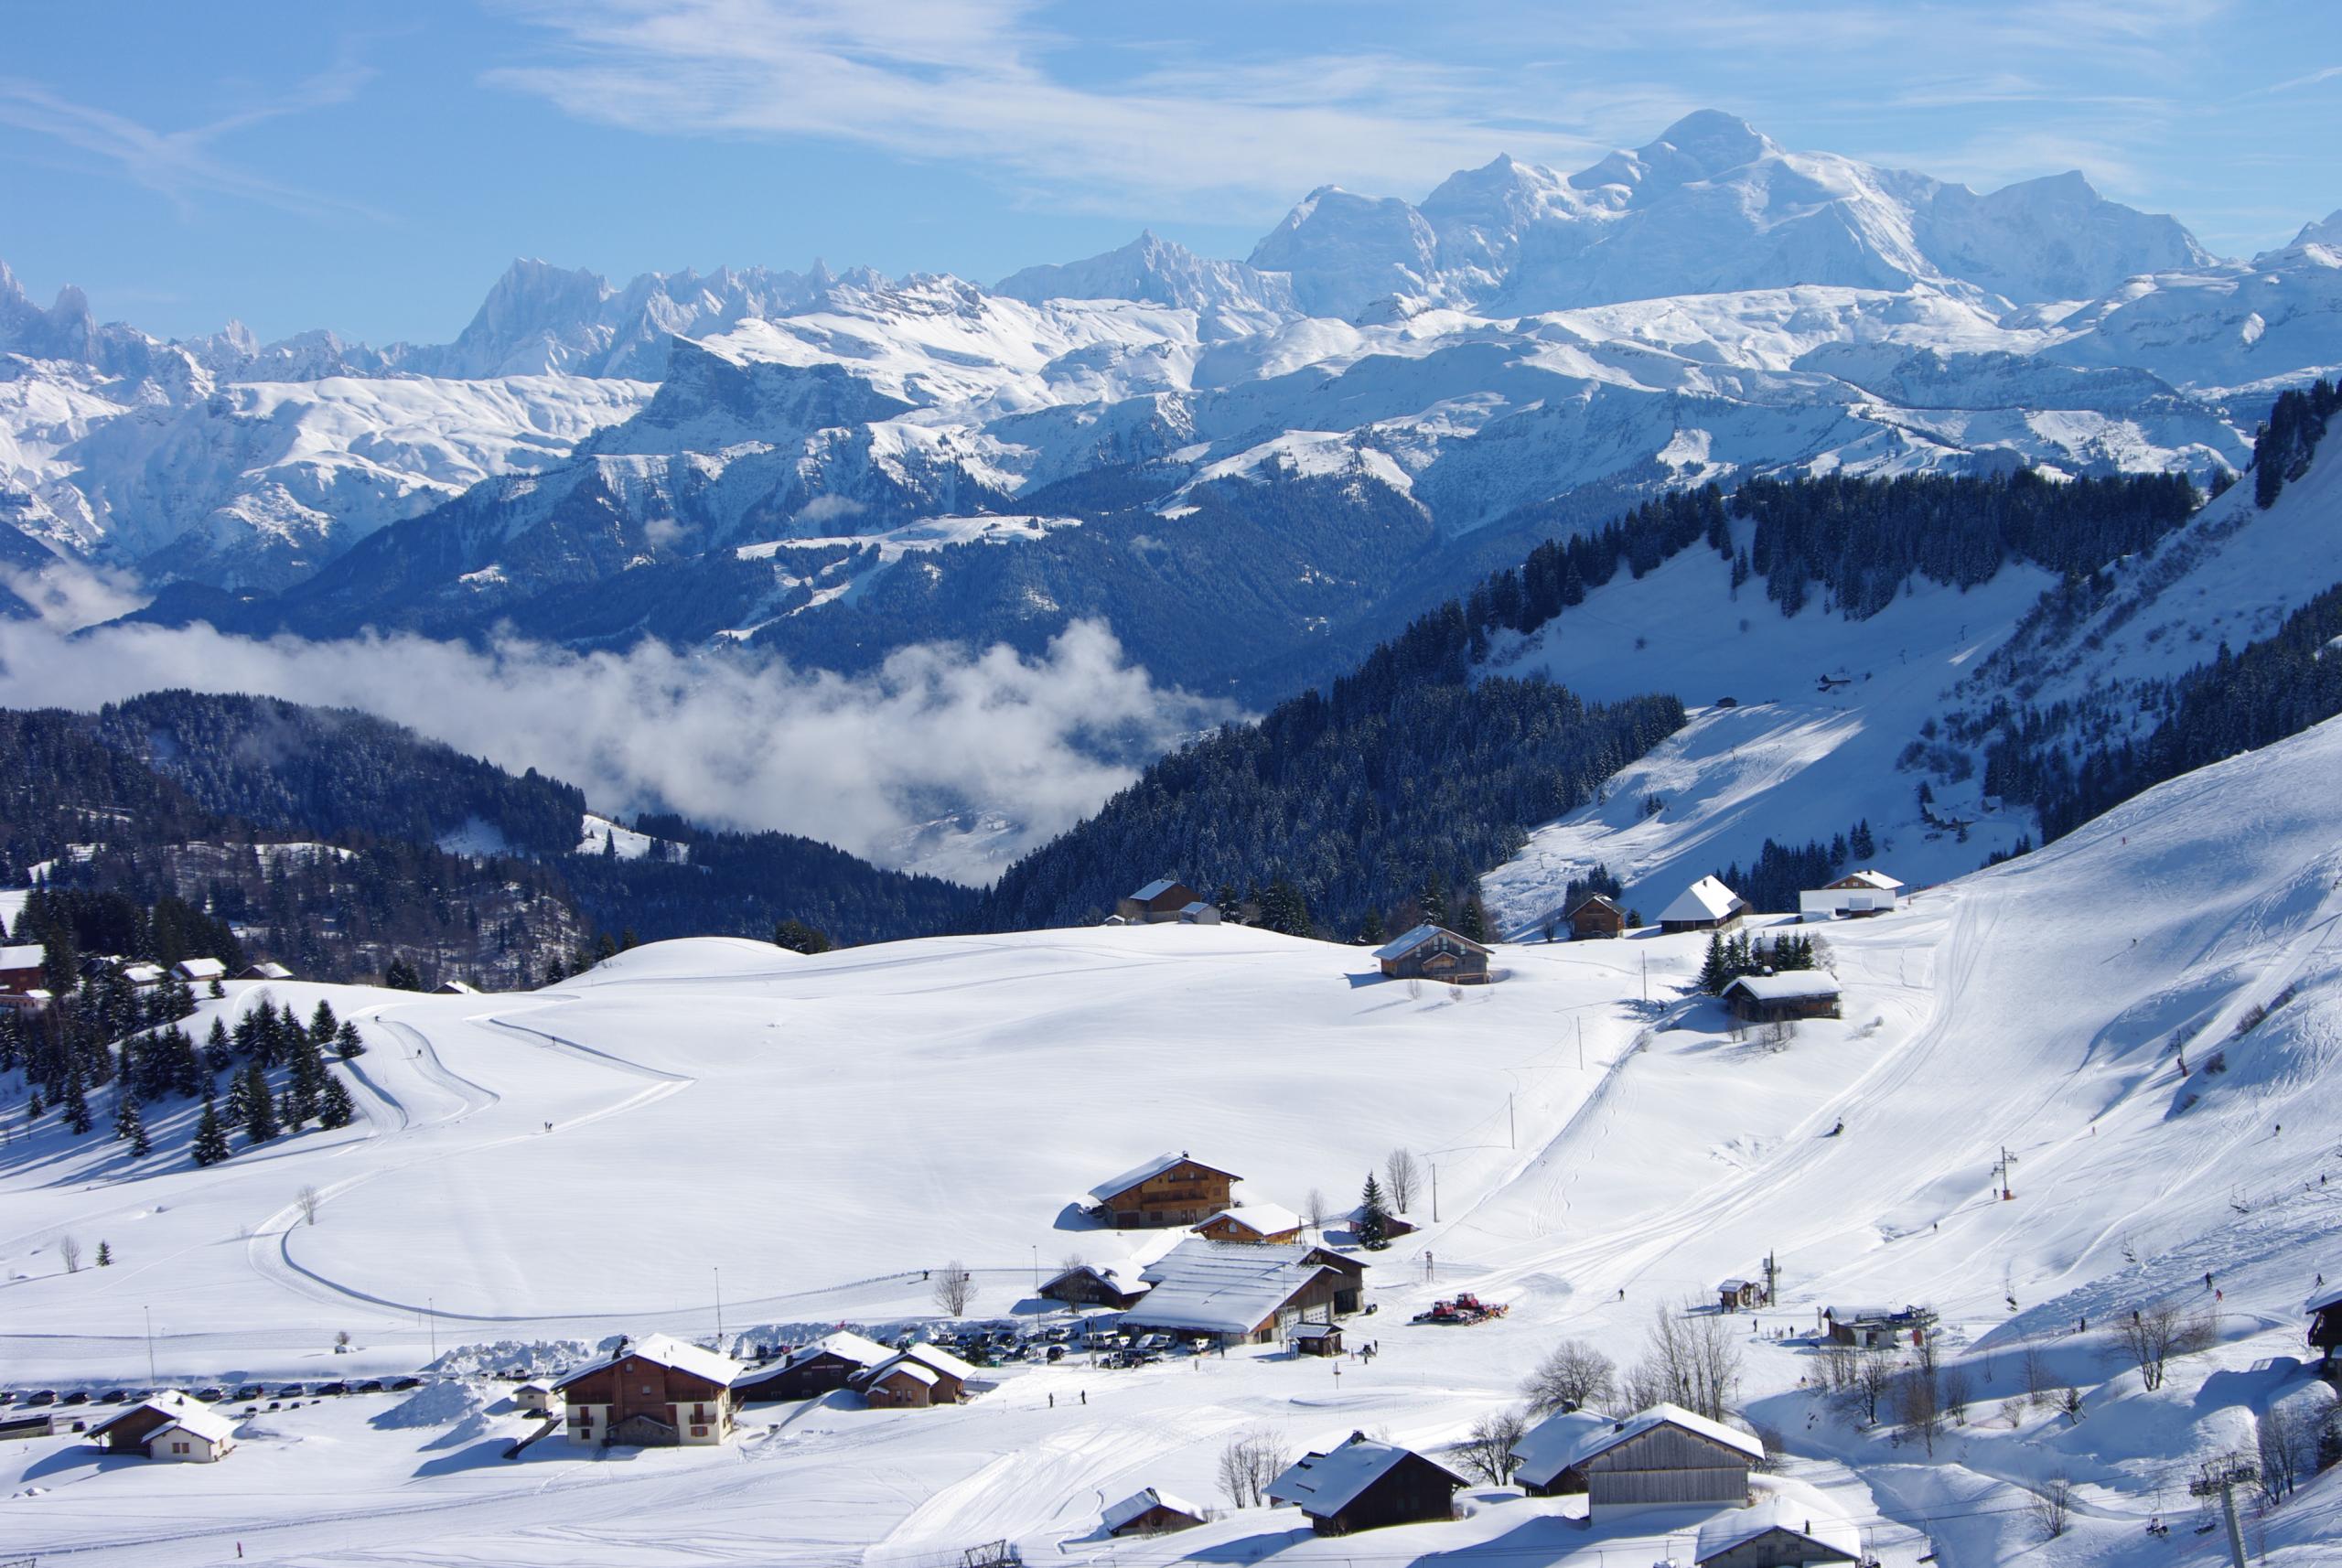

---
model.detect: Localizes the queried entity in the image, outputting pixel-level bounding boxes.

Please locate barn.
[555,1333,741,1447]
[239,961,295,980]
[1694,1493,1863,1567]
[1567,896,1628,940]
[1039,1262,1152,1311]
[1176,900,1222,925]
[732,1330,897,1402]
[88,1393,237,1464]
[854,1343,977,1408]
[1116,878,1201,923]
[1372,924,1493,983]
[1511,1402,1761,1515]
[1660,877,1747,934]
[1721,972,1842,1024]
[1101,1487,1209,1537]
[1088,1152,1241,1228]
[173,957,227,984]
[1195,1203,1304,1245]
[0,944,46,996]
[1266,1433,1465,1535]
[1799,870,1904,922]
[1123,1242,1344,1346]
[1141,1237,1370,1318]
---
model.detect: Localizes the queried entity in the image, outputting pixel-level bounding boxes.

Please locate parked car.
[197,1387,227,1402]
[354,1380,384,1394]
[316,1382,350,1397]
[1044,1345,1066,1362]
[99,1390,131,1404]
[1134,1333,1172,1351]
[25,1391,56,1407]
[60,1391,91,1405]
[389,1377,421,1391]
[0,1391,15,1405]
[232,1385,264,1402]
[275,1384,306,1398]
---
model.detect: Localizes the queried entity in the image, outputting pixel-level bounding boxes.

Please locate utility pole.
[1640,953,1649,1003]
[2189,1455,2256,1568]
[1431,1162,1439,1222]
[714,1266,724,1347]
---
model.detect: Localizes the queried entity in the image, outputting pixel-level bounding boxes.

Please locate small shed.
[1101,1487,1209,1537]
[1721,972,1842,1024]
[1291,1321,1344,1357]
[1266,1433,1464,1535]
[2304,1280,2342,1363]
[734,1330,898,1402]
[1176,901,1221,926]
[1195,1203,1304,1245]
[1372,924,1493,984]
[1567,896,1628,940]
[1116,878,1200,924]
[173,957,227,983]
[1511,1402,1761,1515]
[1695,1492,1863,1568]
[1718,1278,1767,1312]
[240,962,295,981]
[515,1380,561,1417]
[1820,1305,1935,1349]
[1660,877,1746,934]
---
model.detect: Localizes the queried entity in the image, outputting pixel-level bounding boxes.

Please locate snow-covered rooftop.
[0,944,42,970]
[1511,1402,1761,1488]
[773,1330,894,1373]
[174,958,227,980]
[1660,876,1746,923]
[865,1359,937,1388]
[1694,1490,1862,1564]
[1723,972,1842,1001]
[1266,1434,1459,1515]
[1201,1202,1301,1236]
[554,1332,740,1391]
[1088,1150,1230,1203]
[1101,1487,1204,1530]
[1128,877,1184,901]
[153,1403,240,1446]
[2304,1281,2342,1314]
[1834,869,1904,891]
[1121,1247,1336,1335]
[1371,923,1488,961]
[897,1342,977,1381]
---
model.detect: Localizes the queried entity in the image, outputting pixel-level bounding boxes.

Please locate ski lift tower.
[1993,1146,2018,1200]
[2188,1455,2257,1568]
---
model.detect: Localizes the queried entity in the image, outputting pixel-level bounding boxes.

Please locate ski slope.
[8,717,2342,1566]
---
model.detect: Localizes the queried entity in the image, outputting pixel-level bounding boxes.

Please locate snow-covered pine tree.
[335,1019,365,1058]
[191,1094,231,1166]
[309,1000,338,1047]
[63,1069,92,1135]
[318,1074,355,1129]
[1358,1173,1393,1250]
[242,1064,277,1144]
[1700,934,1731,996]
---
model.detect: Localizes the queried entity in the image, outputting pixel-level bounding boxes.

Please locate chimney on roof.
[1614,1420,1627,1432]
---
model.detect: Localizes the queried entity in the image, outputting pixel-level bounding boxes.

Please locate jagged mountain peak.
[995,230,1297,319]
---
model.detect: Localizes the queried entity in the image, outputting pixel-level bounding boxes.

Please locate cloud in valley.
[0,583,1228,881]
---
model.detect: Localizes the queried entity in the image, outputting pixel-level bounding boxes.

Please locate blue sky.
[4,0,2338,345]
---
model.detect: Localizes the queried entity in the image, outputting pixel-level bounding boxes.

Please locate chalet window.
[693,1404,709,1422]
[173,1442,188,1453]
[691,1424,708,1436]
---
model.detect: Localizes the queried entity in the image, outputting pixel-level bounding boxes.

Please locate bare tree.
[1304,1187,1331,1236]
[2029,1474,2073,1539]
[2057,1384,2085,1424]
[1817,1342,1860,1392]
[1628,1305,1742,1422]
[1522,1338,1617,1415]
[1454,1406,1531,1485]
[1058,1251,1088,1273]
[932,1261,977,1316]
[1939,1359,1973,1426]
[2021,1339,2052,1409]
[296,1185,322,1226]
[1891,1359,1942,1454]
[2257,1398,2323,1503]
[1216,1427,1291,1509]
[1851,1349,1896,1424]
[58,1235,81,1273]
[1384,1148,1422,1214]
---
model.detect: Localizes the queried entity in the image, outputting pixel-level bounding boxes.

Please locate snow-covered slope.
[7,708,2342,1565]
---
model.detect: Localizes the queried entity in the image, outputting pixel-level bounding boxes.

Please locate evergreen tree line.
[2252,377,2339,510]
[1997,575,2342,841]
[1699,930,1821,996]
[1709,821,1875,917]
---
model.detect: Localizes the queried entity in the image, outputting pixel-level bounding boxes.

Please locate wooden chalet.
[854,1344,976,1408]
[173,957,227,984]
[239,961,295,981]
[733,1330,897,1402]
[1195,1203,1304,1245]
[1660,877,1747,934]
[88,1393,237,1464]
[1694,1494,1863,1568]
[0,944,47,996]
[1267,1433,1464,1535]
[1511,1403,1761,1516]
[1567,896,1628,940]
[1799,869,1904,921]
[1101,1486,1209,1537]
[1089,1151,1240,1229]
[1819,1305,1935,1349]
[1124,1239,1348,1345]
[1116,878,1201,924]
[1372,924,1493,984]
[2304,1281,2342,1363]
[1721,972,1842,1024]
[1039,1262,1152,1311]
[1142,1236,1370,1316]
[555,1333,741,1447]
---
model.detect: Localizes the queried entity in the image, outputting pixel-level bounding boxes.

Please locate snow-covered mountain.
[3,112,2334,632]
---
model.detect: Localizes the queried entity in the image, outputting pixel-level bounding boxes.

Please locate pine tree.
[383,957,422,992]
[63,1070,92,1136]
[1456,891,1488,944]
[1850,819,1875,860]
[96,1240,112,1266]
[209,976,225,999]
[278,1082,304,1133]
[309,1000,338,1047]
[113,1086,142,1142]
[318,1073,355,1129]
[1418,869,1448,928]
[191,1094,231,1166]
[1358,1173,1393,1250]
[27,1084,45,1118]
[1358,906,1388,945]
[242,1064,277,1144]
[1700,934,1730,996]
[336,1019,365,1058]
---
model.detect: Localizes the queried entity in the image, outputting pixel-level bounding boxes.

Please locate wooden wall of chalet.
[1582,1424,1753,1509]
[1044,1270,1146,1309]
[1314,1454,1461,1535]
[1101,1162,1236,1227]
[1569,902,1625,938]
[1727,991,1842,1024]
[734,1352,860,1402]
[1110,1504,1204,1537]
[1380,942,1490,983]
[1697,1526,1857,1568]
[564,1356,727,1435]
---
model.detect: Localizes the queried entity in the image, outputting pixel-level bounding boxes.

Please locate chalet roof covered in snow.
[2305,1281,2342,1313]
[1122,1248,1336,1334]
[1088,1150,1233,1202]
[152,1402,239,1446]
[779,1330,895,1371]
[1266,1434,1460,1515]
[1834,869,1904,891]
[0,944,42,970]
[1138,1236,1362,1282]
[1694,1491,1862,1564]
[174,958,226,981]
[88,1390,208,1440]
[1823,1304,1910,1324]
[1510,1402,1761,1487]
[1101,1487,1205,1530]
[1722,972,1842,1002]
[1660,876,1745,923]
[1568,894,1625,915]
[1371,923,1490,961]
[1128,878,1182,901]
[554,1332,740,1391]
[896,1342,977,1381]
[865,1358,937,1387]
[1203,1202,1300,1235]
[242,961,294,980]
[121,962,164,984]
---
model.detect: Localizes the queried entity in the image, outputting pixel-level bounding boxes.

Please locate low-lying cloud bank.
[0,570,1229,882]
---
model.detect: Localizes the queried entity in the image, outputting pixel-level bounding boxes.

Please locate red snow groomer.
[1411,1292,1509,1326]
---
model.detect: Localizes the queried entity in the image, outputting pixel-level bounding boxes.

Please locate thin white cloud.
[0,51,385,222]
[2260,64,2342,96]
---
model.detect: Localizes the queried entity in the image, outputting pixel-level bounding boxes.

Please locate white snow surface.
[9,715,2342,1563]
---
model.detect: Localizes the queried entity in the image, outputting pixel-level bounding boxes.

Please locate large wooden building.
[1511,1403,1762,1516]
[732,1330,897,1402]
[1123,1240,1347,1346]
[1088,1152,1241,1229]
[1372,924,1493,983]
[2308,1281,2342,1363]
[1116,878,1202,923]
[1567,896,1628,940]
[1660,877,1747,934]
[87,1393,237,1464]
[555,1334,741,1447]
[0,944,46,996]
[854,1343,977,1409]
[1267,1433,1465,1535]
[1721,972,1842,1024]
